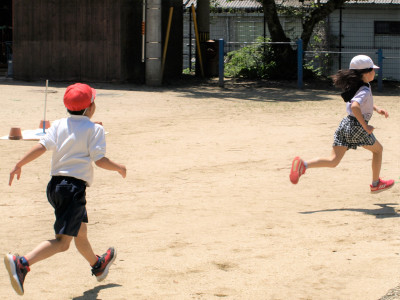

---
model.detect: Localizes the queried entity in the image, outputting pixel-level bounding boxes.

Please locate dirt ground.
[0,79,399,300]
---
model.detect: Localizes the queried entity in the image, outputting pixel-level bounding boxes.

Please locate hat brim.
[372,64,380,69]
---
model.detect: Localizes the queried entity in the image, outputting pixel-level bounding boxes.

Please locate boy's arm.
[9,143,47,186]
[95,157,127,178]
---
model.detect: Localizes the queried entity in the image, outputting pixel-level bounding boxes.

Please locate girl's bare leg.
[306,146,347,169]
[363,141,383,183]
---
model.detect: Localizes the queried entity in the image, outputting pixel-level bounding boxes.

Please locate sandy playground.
[0,79,399,300]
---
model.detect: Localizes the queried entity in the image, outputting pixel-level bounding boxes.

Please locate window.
[374,21,400,35]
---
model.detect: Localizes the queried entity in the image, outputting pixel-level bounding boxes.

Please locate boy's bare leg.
[74,223,98,266]
[363,140,383,182]
[306,146,347,169]
[24,235,73,266]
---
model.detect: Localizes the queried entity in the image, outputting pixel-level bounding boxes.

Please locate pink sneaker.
[290,156,306,184]
[370,178,395,193]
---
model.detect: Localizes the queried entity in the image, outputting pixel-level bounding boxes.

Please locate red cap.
[63,83,96,111]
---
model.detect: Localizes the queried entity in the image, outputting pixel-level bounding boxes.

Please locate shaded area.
[72,283,122,300]
[300,203,399,219]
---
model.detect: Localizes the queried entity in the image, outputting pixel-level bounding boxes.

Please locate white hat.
[349,55,379,70]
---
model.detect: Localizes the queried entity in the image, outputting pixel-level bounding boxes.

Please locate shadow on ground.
[72,283,122,300]
[300,203,399,219]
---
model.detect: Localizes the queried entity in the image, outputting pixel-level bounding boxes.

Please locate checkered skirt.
[333,115,376,150]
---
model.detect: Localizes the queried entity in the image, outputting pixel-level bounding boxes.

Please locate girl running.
[290,55,394,193]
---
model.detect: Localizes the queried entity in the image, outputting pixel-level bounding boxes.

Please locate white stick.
[142,0,146,63]
[43,80,48,133]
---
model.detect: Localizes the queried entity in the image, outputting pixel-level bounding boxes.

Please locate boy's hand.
[95,157,126,178]
[9,166,22,186]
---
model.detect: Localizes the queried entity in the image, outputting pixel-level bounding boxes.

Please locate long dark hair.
[331,68,372,102]
[331,68,372,91]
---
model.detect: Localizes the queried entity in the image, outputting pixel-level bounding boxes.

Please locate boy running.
[5,83,127,295]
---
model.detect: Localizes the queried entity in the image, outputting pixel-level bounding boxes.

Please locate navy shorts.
[46,176,88,237]
[333,115,376,150]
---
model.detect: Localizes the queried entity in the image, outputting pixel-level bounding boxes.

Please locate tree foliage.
[260,0,347,51]
[247,0,347,78]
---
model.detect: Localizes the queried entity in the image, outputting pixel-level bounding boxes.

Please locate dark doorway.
[0,0,12,76]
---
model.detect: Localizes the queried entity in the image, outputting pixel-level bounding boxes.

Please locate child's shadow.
[300,203,399,219]
[72,283,122,300]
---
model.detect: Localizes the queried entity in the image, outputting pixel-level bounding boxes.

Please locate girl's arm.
[351,102,374,135]
[9,143,47,186]
[95,157,127,178]
[373,104,389,118]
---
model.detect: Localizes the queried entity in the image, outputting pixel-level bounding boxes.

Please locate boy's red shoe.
[370,178,395,193]
[4,254,30,295]
[91,247,117,282]
[290,156,306,184]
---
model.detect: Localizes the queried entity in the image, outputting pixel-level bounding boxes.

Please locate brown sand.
[0,80,399,300]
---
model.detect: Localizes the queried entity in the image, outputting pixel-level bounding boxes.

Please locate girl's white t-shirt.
[346,84,374,121]
[39,115,106,186]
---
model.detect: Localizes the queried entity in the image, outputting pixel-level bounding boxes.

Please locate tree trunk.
[301,0,347,51]
[262,0,296,78]
[262,0,349,78]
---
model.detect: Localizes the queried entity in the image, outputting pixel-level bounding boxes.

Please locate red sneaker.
[370,178,395,193]
[290,156,306,184]
[91,247,117,282]
[4,254,30,295]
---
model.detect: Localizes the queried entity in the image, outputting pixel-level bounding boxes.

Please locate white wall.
[328,6,400,80]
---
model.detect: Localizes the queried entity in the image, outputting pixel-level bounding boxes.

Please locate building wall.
[328,6,400,80]
[12,0,183,83]
[14,0,131,81]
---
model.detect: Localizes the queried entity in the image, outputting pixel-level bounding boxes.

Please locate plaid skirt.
[333,115,376,150]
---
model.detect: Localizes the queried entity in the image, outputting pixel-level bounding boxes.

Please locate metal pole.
[219,39,224,88]
[339,7,343,70]
[142,0,146,63]
[145,0,162,86]
[377,49,383,92]
[43,80,49,133]
[189,7,192,72]
[297,39,303,89]
[161,7,174,78]
[192,4,204,77]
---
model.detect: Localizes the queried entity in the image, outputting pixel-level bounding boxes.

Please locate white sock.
[372,180,380,187]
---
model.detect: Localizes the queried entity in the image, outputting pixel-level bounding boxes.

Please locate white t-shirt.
[39,115,106,186]
[346,84,374,121]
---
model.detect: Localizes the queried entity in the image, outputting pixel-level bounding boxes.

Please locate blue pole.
[297,39,303,89]
[377,49,383,92]
[219,39,224,88]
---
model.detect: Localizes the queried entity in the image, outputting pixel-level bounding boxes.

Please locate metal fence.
[183,6,400,82]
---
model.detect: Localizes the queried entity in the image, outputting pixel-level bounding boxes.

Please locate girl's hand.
[376,108,389,118]
[364,125,375,135]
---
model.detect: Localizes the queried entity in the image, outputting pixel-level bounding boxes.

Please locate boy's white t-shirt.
[346,84,374,121]
[39,115,106,186]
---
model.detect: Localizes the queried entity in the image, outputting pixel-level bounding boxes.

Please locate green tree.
[261,0,347,51]
[260,0,348,78]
